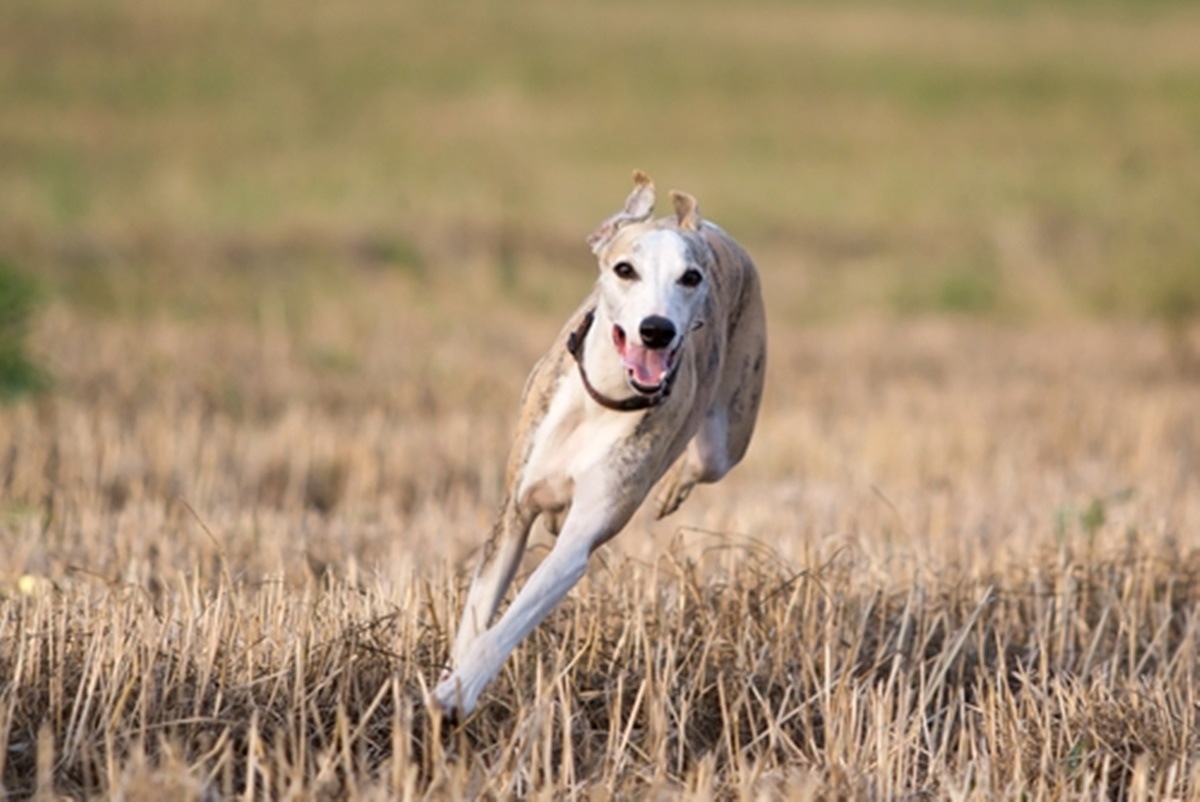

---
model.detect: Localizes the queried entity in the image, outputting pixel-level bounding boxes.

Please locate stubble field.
[3,294,1199,798]
[2,0,1200,798]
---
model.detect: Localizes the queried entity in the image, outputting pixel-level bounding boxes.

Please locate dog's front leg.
[449,496,536,670]
[433,476,632,718]
[657,407,733,519]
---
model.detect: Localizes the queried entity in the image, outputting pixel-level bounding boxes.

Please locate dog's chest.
[515,375,644,510]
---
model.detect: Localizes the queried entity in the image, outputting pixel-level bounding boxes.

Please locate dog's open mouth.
[612,325,677,395]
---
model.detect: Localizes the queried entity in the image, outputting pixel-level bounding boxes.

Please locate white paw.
[433,673,472,721]
[656,478,694,519]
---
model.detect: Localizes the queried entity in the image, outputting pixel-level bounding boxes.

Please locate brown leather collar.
[566,309,675,412]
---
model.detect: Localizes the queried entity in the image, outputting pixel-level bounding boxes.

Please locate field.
[2,0,1200,798]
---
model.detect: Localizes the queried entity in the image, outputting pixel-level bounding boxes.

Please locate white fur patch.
[516,372,643,510]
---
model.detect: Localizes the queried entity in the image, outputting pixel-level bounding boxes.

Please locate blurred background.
[1,0,1199,574]
[3,0,1198,327]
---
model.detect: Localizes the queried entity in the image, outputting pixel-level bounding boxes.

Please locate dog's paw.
[656,478,695,519]
[432,673,469,723]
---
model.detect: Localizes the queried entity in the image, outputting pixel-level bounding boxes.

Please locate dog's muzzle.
[567,309,681,412]
[612,318,679,395]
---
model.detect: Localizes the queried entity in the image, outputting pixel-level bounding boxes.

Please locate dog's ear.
[587,170,656,254]
[670,190,701,231]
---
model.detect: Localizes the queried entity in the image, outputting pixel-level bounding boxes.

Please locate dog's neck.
[568,305,671,412]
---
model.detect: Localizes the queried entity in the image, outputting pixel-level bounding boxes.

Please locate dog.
[433,170,766,718]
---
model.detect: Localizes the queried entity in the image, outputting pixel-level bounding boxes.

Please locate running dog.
[434,170,766,717]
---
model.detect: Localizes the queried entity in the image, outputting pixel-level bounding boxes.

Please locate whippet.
[433,171,766,718]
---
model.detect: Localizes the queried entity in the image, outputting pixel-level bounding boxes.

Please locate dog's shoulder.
[699,222,757,278]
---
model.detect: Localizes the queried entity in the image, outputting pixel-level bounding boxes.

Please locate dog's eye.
[612,262,638,281]
[679,268,703,288]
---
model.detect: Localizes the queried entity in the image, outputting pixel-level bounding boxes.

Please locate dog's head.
[586,171,712,396]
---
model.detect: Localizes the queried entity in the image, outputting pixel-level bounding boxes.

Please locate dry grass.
[2,287,1198,798]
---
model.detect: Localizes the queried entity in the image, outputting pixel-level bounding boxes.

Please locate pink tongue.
[622,344,671,387]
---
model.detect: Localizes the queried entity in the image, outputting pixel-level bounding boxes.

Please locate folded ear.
[587,170,656,254]
[670,190,700,231]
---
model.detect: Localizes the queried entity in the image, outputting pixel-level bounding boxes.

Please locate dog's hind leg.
[449,495,537,670]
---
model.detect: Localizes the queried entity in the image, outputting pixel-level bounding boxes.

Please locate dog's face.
[594,227,710,394]
[587,171,710,395]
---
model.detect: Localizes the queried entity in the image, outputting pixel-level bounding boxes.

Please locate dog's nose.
[638,316,677,350]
